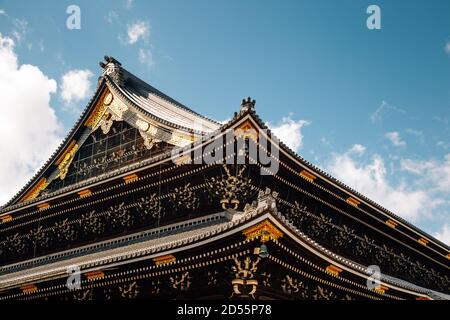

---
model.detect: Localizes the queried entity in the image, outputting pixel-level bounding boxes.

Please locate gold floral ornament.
[20,177,49,203]
[242,220,283,242]
[84,90,108,128]
[56,140,79,180]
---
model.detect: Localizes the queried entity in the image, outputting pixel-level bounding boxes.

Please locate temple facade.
[0,56,448,300]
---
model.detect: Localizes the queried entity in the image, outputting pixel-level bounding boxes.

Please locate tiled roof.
[117,68,220,132]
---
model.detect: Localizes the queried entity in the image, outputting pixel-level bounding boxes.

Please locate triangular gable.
[10,82,201,206]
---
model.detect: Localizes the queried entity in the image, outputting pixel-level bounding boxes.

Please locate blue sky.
[0,0,449,244]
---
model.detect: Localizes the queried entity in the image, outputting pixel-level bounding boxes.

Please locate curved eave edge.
[225,109,450,252]
[1,207,445,299]
[270,209,450,300]
[119,67,221,127]
[106,76,218,135]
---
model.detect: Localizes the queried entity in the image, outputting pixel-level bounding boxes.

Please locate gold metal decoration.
[20,177,49,203]
[234,119,258,141]
[374,285,389,295]
[153,254,176,266]
[85,90,108,128]
[85,271,105,281]
[346,197,360,207]
[242,219,283,242]
[418,238,429,246]
[56,140,79,180]
[21,284,38,294]
[123,173,139,184]
[77,189,92,198]
[385,219,398,228]
[299,170,317,183]
[231,256,260,298]
[325,264,343,277]
[0,214,12,223]
[37,203,50,211]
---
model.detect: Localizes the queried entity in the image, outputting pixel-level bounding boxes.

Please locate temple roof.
[1,56,448,255]
[115,66,220,132]
[0,195,447,299]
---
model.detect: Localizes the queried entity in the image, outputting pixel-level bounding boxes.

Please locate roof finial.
[240,97,256,112]
[99,55,124,86]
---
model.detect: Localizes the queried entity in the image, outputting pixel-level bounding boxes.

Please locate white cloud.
[445,41,450,55]
[105,11,119,24]
[0,33,62,206]
[11,18,28,43]
[436,141,448,150]
[326,145,436,221]
[138,48,154,68]
[37,39,44,52]
[370,100,405,123]
[434,223,450,245]
[400,154,450,193]
[0,9,6,16]
[385,131,406,147]
[405,128,422,136]
[125,0,133,9]
[60,69,94,105]
[268,115,310,152]
[349,144,366,155]
[320,136,330,146]
[123,21,149,45]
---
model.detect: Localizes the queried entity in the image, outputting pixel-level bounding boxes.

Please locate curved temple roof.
[117,67,220,132]
[1,56,220,207]
[1,55,448,256]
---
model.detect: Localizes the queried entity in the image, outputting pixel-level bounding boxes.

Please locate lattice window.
[45,121,170,194]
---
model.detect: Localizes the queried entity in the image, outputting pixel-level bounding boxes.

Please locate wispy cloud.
[125,0,133,10]
[385,131,406,147]
[267,115,310,152]
[138,48,154,68]
[11,18,28,43]
[400,154,450,194]
[405,128,422,136]
[121,21,149,45]
[349,144,366,155]
[370,100,406,123]
[445,41,450,55]
[37,39,44,52]
[0,9,6,16]
[105,11,119,24]
[436,140,448,150]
